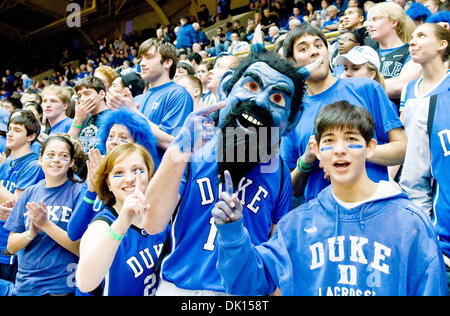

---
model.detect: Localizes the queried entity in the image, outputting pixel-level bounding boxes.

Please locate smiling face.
[39,139,74,181]
[107,151,150,206]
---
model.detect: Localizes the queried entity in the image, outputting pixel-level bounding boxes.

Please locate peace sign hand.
[211,170,243,225]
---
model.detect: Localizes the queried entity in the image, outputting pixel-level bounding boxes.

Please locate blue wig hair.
[406,2,432,21]
[426,11,450,24]
[97,107,160,168]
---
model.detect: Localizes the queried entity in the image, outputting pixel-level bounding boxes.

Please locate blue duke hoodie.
[216,182,448,296]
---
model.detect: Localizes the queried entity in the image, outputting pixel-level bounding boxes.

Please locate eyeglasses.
[338,37,358,44]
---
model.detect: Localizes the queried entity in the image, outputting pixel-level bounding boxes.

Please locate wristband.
[25,230,35,241]
[72,122,82,129]
[83,196,95,204]
[108,225,124,241]
[296,157,312,173]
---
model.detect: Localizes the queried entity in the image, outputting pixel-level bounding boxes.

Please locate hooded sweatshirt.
[216,182,448,296]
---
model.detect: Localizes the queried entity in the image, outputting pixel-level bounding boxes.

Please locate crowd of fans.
[0,0,449,296]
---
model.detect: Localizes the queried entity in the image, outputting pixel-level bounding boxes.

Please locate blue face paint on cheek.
[320,146,333,152]
[348,144,364,149]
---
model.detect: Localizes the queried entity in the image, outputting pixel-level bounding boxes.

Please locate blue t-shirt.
[135,82,193,135]
[160,136,292,291]
[4,179,85,296]
[280,78,403,201]
[91,207,169,296]
[0,152,44,265]
[134,82,193,159]
[50,117,73,135]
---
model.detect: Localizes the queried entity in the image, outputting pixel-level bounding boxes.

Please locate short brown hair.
[138,38,178,79]
[94,143,155,206]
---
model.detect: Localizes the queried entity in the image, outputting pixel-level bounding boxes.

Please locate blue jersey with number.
[4,179,84,296]
[429,91,450,258]
[91,208,169,296]
[160,136,292,292]
[280,78,403,201]
[0,153,44,265]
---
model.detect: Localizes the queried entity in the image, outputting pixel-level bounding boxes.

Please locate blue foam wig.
[426,11,450,24]
[406,2,432,21]
[98,107,161,168]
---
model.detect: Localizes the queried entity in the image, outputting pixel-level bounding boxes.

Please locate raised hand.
[212,170,243,225]
[86,148,103,191]
[172,102,225,154]
[119,168,151,226]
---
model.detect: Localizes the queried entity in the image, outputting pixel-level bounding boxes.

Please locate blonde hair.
[42,85,71,105]
[94,65,118,88]
[363,62,386,90]
[368,2,415,43]
[94,143,155,206]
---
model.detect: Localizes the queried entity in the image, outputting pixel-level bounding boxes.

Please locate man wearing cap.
[280,23,406,204]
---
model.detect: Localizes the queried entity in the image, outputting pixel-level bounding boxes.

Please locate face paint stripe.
[320,146,333,152]
[348,144,364,149]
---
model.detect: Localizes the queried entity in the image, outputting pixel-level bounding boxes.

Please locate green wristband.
[83,196,95,204]
[72,122,82,129]
[108,225,124,241]
[297,157,312,173]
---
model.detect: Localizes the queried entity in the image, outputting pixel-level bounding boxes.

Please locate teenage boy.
[0,110,44,283]
[106,39,193,159]
[70,76,109,154]
[280,24,406,203]
[212,101,448,296]
[41,85,73,137]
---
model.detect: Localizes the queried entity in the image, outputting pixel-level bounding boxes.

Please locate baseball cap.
[0,108,10,133]
[336,46,380,70]
[120,72,146,97]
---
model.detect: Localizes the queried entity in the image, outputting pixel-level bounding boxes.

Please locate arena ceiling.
[0,0,161,41]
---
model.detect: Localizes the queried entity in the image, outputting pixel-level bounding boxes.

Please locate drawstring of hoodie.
[359,206,366,232]
[333,205,367,250]
[334,206,339,250]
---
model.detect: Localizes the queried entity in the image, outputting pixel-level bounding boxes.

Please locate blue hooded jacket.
[216,183,448,296]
